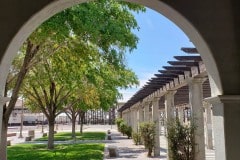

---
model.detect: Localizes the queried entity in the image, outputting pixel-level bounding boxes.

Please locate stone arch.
[0,0,223,97]
[1,1,240,159]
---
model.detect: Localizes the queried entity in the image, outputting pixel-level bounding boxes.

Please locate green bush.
[139,122,156,157]
[115,118,124,132]
[132,132,141,145]
[119,121,128,135]
[118,121,132,139]
[167,118,195,160]
[125,125,132,139]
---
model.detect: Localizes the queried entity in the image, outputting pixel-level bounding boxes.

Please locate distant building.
[8,99,46,126]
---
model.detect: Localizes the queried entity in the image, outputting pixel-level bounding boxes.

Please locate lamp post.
[19,98,24,138]
[41,113,44,133]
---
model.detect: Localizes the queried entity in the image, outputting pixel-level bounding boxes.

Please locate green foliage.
[118,121,132,138]
[119,121,128,135]
[29,0,146,64]
[35,132,106,141]
[132,132,141,145]
[21,0,144,114]
[3,0,145,157]
[125,125,132,139]
[8,143,104,160]
[167,118,195,160]
[115,117,124,132]
[139,122,156,157]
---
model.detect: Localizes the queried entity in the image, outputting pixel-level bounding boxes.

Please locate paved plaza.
[7,124,215,159]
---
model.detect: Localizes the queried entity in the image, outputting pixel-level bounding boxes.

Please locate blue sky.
[118,7,194,102]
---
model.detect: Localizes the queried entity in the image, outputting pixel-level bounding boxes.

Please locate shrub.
[139,122,156,157]
[132,132,141,145]
[119,121,128,135]
[167,118,195,160]
[118,121,132,139]
[125,125,132,139]
[115,118,124,132]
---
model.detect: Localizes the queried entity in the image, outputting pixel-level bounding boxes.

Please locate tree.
[64,84,100,137]
[22,58,72,149]
[22,37,138,149]
[1,0,145,157]
[0,41,40,159]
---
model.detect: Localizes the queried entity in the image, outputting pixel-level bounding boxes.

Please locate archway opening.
[0,0,223,160]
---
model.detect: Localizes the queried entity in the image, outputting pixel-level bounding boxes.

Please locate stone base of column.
[205,95,240,160]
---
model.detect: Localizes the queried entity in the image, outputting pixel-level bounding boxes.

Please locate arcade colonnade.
[0,0,240,160]
[118,50,215,159]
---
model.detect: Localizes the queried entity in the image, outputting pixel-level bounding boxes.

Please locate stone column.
[122,112,125,122]
[203,101,213,149]
[178,106,184,124]
[132,107,138,132]
[138,105,144,124]
[205,95,240,160]
[144,102,149,122]
[152,97,160,157]
[127,109,131,126]
[138,104,144,133]
[149,102,153,121]
[0,96,11,144]
[159,110,165,135]
[165,90,176,124]
[163,110,167,136]
[164,90,176,159]
[188,78,206,160]
[130,108,134,128]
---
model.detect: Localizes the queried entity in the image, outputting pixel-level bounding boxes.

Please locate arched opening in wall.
[0,0,222,96]
[1,2,221,160]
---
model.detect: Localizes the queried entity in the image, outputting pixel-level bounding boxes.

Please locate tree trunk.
[72,114,76,139]
[79,111,85,134]
[147,149,152,157]
[48,119,55,149]
[80,121,83,134]
[0,119,8,160]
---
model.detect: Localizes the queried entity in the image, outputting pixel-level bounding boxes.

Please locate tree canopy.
[16,0,144,150]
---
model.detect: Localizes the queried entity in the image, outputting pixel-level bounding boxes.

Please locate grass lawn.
[35,132,106,141]
[8,143,104,160]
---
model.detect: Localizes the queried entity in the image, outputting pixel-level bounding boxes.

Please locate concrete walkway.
[103,126,215,160]
[104,129,215,160]
[7,124,215,159]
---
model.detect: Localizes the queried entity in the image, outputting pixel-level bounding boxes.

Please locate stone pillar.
[149,102,153,121]
[203,102,213,149]
[205,95,240,160]
[138,105,144,124]
[165,90,176,123]
[138,104,144,133]
[188,78,206,160]
[122,112,125,122]
[152,97,160,157]
[178,106,184,124]
[144,102,149,122]
[127,109,131,126]
[0,96,11,144]
[133,107,138,132]
[164,90,176,159]
[163,110,167,136]
[130,108,134,128]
